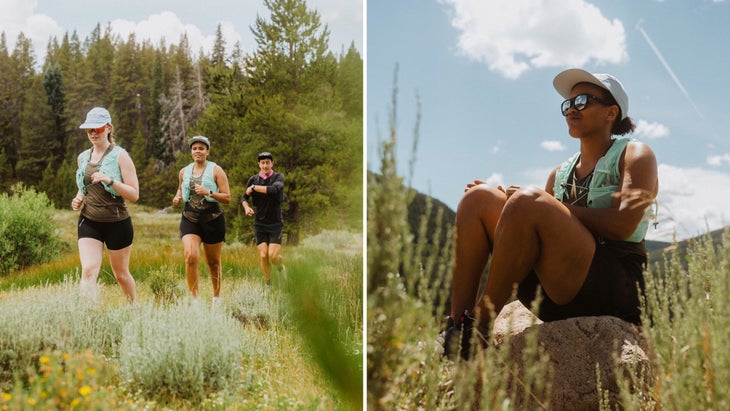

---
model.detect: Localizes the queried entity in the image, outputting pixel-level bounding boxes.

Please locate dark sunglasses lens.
[561,95,591,116]
[561,99,571,116]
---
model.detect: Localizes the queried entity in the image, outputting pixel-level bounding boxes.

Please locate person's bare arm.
[566,142,658,240]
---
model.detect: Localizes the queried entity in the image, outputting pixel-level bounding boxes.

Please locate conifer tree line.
[0,0,363,245]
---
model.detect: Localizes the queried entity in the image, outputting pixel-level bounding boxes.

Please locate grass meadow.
[367,87,730,410]
[0,205,363,410]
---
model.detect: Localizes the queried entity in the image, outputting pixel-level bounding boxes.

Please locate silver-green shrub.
[0,183,64,275]
[119,300,243,400]
[0,277,133,388]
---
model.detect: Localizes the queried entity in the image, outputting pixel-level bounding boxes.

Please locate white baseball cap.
[553,69,629,120]
[79,107,112,128]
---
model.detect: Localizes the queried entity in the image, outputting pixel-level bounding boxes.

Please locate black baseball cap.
[258,151,273,161]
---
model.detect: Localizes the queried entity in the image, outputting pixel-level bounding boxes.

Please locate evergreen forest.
[0,0,363,244]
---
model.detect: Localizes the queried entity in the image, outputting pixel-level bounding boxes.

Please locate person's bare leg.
[268,243,283,268]
[182,234,203,297]
[449,185,506,318]
[203,242,223,297]
[108,245,136,303]
[474,187,596,328]
[78,238,104,301]
[257,242,271,282]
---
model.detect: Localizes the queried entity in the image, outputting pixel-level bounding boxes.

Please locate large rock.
[492,301,654,411]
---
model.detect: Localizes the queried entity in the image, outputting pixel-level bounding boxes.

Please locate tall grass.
[367,77,730,410]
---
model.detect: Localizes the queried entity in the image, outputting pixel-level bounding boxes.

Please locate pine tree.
[42,62,68,163]
[17,76,54,185]
[335,42,363,118]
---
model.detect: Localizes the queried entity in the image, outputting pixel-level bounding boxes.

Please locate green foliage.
[0,184,64,275]
[119,302,243,401]
[638,230,730,410]
[146,265,185,306]
[282,239,363,409]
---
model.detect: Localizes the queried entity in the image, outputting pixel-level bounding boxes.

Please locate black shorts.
[180,214,226,244]
[254,225,283,245]
[77,216,134,250]
[517,242,647,325]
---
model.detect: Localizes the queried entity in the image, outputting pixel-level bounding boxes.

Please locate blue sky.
[367,0,730,242]
[0,0,362,64]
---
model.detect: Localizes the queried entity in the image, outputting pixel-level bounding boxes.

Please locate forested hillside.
[0,0,362,245]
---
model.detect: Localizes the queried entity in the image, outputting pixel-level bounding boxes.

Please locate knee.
[258,251,269,261]
[208,260,221,272]
[458,184,505,213]
[502,186,546,215]
[114,270,133,282]
[81,265,99,279]
[184,250,199,266]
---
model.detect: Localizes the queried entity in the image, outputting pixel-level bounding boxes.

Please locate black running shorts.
[517,242,647,325]
[77,216,134,250]
[180,214,226,244]
[254,225,283,245]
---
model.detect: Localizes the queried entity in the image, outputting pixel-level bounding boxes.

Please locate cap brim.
[79,122,107,129]
[553,68,608,99]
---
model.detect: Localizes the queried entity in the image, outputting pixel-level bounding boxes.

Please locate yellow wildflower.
[2,393,11,401]
[78,386,91,397]
[70,398,81,408]
[27,398,36,405]
[39,356,50,364]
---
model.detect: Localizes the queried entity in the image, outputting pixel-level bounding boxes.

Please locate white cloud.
[110,12,244,58]
[0,0,63,65]
[438,0,627,78]
[485,172,505,187]
[649,164,730,242]
[0,3,244,66]
[541,140,567,151]
[634,119,670,139]
[707,153,730,166]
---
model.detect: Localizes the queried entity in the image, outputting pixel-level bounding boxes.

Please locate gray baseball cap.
[79,107,112,128]
[553,68,629,120]
[188,135,210,148]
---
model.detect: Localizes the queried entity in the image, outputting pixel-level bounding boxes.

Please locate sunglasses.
[85,126,107,135]
[561,94,610,116]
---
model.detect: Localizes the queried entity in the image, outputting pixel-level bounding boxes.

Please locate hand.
[90,172,110,185]
[71,196,83,211]
[246,185,254,196]
[193,184,208,196]
[504,185,521,199]
[244,206,254,216]
[172,195,181,206]
[464,179,487,192]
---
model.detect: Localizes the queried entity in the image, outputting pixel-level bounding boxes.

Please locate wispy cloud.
[485,172,505,187]
[707,153,730,166]
[438,0,627,78]
[541,140,567,151]
[634,119,670,139]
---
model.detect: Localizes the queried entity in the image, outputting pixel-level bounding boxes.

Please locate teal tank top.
[75,144,124,198]
[181,161,219,203]
[552,138,652,243]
